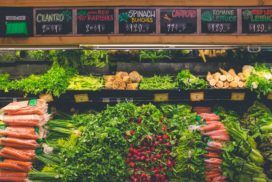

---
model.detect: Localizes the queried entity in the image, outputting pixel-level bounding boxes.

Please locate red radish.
[130,130,135,135]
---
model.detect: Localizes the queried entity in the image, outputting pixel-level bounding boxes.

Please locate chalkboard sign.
[35,9,73,35]
[160,9,197,34]
[119,9,156,34]
[201,9,237,33]
[242,9,272,34]
[77,9,114,34]
[0,8,33,37]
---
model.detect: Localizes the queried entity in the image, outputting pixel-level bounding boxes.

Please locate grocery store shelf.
[0,89,270,105]
[0,0,269,7]
[1,36,272,48]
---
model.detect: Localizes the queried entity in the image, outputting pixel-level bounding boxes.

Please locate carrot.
[203,152,220,158]
[0,162,28,172]
[210,135,230,141]
[207,141,223,150]
[0,131,39,140]
[0,138,38,149]
[1,148,34,161]
[205,158,222,165]
[0,177,25,182]
[0,171,27,178]
[4,160,32,170]
[202,129,228,137]
[200,124,221,132]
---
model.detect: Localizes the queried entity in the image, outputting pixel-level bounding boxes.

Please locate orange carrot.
[205,158,222,165]
[200,124,221,132]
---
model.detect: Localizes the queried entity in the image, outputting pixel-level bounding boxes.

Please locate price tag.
[190,92,204,101]
[154,93,169,102]
[39,94,53,102]
[74,94,89,103]
[267,93,272,100]
[231,92,245,101]
[102,98,110,103]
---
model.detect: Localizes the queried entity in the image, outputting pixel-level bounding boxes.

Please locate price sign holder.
[267,93,272,100]
[231,92,245,101]
[190,92,204,102]
[39,93,54,102]
[74,94,89,103]
[102,98,110,103]
[154,93,169,102]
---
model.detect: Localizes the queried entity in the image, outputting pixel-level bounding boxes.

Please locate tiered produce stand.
[0,0,271,182]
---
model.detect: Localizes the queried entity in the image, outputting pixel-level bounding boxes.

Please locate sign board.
[119,9,156,34]
[77,9,114,34]
[35,9,73,35]
[0,8,33,37]
[201,9,237,33]
[242,9,272,34]
[160,9,197,34]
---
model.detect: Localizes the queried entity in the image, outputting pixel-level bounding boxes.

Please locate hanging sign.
[160,9,197,34]
[77,9,114,34]
[242,8,272,34]
[119,9,156,34]
[201,9,237,33]
[35,9,73,35]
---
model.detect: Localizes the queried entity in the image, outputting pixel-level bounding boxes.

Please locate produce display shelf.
[0,89,270,104]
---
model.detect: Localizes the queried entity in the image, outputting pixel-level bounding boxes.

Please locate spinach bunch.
[177,70,208,90]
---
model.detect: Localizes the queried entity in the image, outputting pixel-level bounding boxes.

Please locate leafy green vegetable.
[139,75,177,90]
[177,70,208,90]
[13,63,75,96]
[139,50,171,61]
[246,64,272,97]
[68,75,104,91]
[216,108,268,181]
[243,102,272,178]
[0,73,13,92]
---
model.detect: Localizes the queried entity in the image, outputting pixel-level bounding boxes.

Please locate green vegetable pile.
[13,63,75,97]
[29,103,200,181]
[0,74,13,92]
[177,70,208,90]
[217,108,268,181]
[139,75,177,90]
[67,75,104,91]
[246,64,272,97]
[243,102,272,178]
